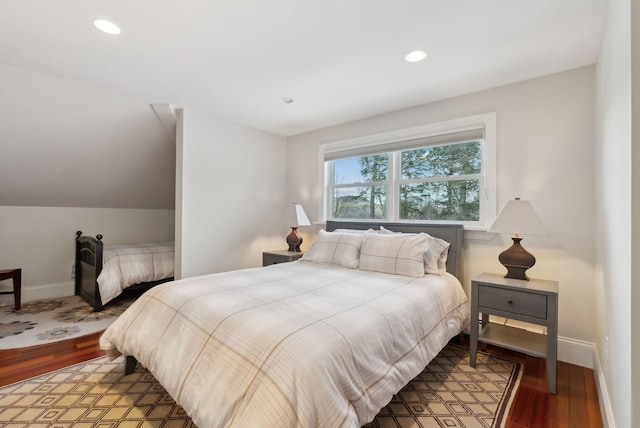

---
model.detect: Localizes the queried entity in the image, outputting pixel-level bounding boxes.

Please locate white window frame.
[318,112,497,230]
[326,153,392,219]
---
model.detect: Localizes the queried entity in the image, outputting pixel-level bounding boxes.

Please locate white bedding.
[97,242,174,305]
[100,261,469,428]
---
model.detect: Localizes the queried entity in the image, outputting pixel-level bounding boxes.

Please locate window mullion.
[324,161,333,221]
[331,181,386,189]
[383,152,393,221]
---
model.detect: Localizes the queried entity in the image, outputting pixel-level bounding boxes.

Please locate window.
[399,141,482,221]
[321,113,496,228]
[331,155,388,219]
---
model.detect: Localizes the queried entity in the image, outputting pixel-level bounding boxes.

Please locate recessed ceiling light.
[279,97,293,104]
[405,50,427,63]
[93,19,121,35]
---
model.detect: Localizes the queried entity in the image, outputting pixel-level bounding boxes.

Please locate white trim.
[482,112,497,228]
[558,336,595,368]
[0,281,74,307]
[464,230,496,241]
[593,345,616,428]
[317,112,497,227]
[557,337,613,427]
[558,337,613,427]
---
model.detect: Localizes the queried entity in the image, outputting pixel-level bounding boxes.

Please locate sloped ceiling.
[0,0,608,209]
[0,64,176,209]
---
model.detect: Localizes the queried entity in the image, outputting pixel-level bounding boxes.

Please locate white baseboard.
[592,347,616,428]
[556,337,613,428]
[0,281,74,307]
[558,336,596,368]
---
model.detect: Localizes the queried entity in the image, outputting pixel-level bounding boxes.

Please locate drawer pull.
[508,299,513,304]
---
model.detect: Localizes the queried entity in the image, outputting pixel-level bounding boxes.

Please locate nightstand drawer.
[477,285,547,319]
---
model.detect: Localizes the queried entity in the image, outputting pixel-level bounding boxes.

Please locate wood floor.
[0,332,603,427]
[461,339,605,428]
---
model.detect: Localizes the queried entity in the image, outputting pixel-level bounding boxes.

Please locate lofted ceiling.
[0,0,608,138]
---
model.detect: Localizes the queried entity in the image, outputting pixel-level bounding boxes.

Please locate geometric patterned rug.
[0,343,521,428]
[0,295,135,350]
[365,344,521,428]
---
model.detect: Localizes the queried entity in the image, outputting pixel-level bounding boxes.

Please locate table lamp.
[286,204,311,252]
[488,197,546,280]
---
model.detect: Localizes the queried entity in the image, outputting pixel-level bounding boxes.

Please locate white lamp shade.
[488,198,546,236]
[286,204,311,227]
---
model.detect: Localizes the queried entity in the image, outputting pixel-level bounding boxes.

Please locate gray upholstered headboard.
[325,221,464,281]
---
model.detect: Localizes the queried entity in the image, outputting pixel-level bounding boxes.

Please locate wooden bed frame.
[326,221,464,281]
[74,231,174,312]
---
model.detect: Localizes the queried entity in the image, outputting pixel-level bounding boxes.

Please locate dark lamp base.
[286,226,303,252]
[498,237,536,281]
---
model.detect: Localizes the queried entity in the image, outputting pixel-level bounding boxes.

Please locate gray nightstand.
[262,250,304,266]
[469,272,559,394]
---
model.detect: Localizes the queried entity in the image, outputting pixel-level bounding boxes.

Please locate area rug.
[0,344,521,428]
[0,295,135,350]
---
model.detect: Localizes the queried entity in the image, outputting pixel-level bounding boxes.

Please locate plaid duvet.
[100,261,469,427]
[98,243,174,305]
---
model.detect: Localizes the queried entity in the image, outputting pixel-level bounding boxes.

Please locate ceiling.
[0,0,608,137]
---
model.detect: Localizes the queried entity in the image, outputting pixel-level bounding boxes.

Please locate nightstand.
[262,250,304,266]
[469,272,559,394]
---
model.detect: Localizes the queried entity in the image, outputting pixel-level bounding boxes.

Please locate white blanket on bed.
[100,261,469,428]
[97,243,174,305]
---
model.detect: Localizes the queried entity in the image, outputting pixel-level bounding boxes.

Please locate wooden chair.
[0,268,21,310]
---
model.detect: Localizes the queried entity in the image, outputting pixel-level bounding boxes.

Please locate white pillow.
[358,233,429,277]
[332,228,379,235]
[423,237,450,274]
[301,230,364,269]
[379,226,450,275]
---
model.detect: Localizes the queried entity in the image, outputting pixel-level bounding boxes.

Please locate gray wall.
[594,0,636,426]
[175,109,288,279]
[287,66,597,366]
[0,62,175,209]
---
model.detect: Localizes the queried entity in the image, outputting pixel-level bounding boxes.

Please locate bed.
[100,221,469,427]
[75,231,175,311]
